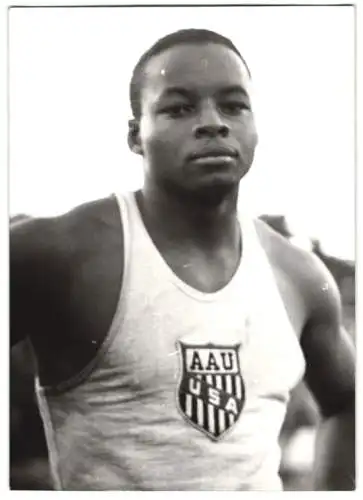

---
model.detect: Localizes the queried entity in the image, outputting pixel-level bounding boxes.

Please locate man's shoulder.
[254,218,341,316]
[254,217,316,271]
[57,195,121,249]
[10,196,117,243]
[11,195,119,253]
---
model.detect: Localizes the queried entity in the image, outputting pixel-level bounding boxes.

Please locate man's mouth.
[190,155,236,166]
[188,147,238,162]
[188,147,238,166]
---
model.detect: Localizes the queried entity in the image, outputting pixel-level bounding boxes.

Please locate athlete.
[10,29,355,490]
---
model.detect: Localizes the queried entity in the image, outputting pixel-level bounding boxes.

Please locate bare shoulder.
[254,218,342,325]
[63,195,120,230]
[11,195,120,262]
[10,195,122,347]
[55,195,121,254]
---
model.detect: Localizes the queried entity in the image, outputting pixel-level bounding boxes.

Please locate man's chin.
[159,171,244,205]
[184,177,240,206]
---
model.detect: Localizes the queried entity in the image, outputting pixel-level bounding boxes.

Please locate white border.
[2,1,360,498]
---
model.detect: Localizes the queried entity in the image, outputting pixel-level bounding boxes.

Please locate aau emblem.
[176,342,245,441]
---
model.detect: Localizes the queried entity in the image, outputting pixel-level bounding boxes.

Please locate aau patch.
[176,341,245,441]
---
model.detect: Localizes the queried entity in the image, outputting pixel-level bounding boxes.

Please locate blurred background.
[8,4,355,491]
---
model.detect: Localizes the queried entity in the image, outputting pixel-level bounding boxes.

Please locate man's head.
[128,29,258,201]
[129,29,251,120]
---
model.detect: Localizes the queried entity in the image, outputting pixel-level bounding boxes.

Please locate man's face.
[133,42,258,197]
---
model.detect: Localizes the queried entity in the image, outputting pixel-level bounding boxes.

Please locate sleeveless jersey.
[35,191,306,491]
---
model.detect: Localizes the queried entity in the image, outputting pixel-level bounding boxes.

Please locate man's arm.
[301,256,355,490]
[10,217,59,347]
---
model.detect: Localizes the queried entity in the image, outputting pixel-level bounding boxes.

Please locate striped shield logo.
[176,341,245,441]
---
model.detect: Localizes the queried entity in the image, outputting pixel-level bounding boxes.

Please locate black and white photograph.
[8,2,356,491]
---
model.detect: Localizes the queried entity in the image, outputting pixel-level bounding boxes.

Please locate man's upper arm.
[10,218,60,347]
[301,255,355,418]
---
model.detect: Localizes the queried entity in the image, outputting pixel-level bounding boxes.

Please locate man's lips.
[188,147,238,161]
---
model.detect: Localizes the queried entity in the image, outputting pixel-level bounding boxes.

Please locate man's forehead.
[144,43,250,92]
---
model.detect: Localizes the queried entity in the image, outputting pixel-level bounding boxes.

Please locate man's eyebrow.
[161,85,249,99]
[162,87,194,98]
[219,85,249,97]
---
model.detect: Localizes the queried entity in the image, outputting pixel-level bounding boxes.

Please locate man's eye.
[221,102,250,115]
[162,104,194,117]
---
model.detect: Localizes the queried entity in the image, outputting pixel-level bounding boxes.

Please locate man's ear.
[128,119,143,155]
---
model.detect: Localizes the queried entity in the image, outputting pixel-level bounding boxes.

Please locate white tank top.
[35,191,306,491]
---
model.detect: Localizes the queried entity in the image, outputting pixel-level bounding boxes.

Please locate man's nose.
[193,104,230,139]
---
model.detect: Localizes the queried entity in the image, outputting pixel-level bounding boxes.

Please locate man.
[10,29,355,491]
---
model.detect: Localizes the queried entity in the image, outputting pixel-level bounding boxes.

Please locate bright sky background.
[8,5,355,259]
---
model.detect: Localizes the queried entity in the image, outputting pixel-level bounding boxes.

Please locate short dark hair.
[129,28,251,119]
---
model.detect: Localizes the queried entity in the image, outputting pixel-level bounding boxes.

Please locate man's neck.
[138,183,240,252]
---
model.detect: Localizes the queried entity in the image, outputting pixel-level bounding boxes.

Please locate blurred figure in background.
[10,340,51,489]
